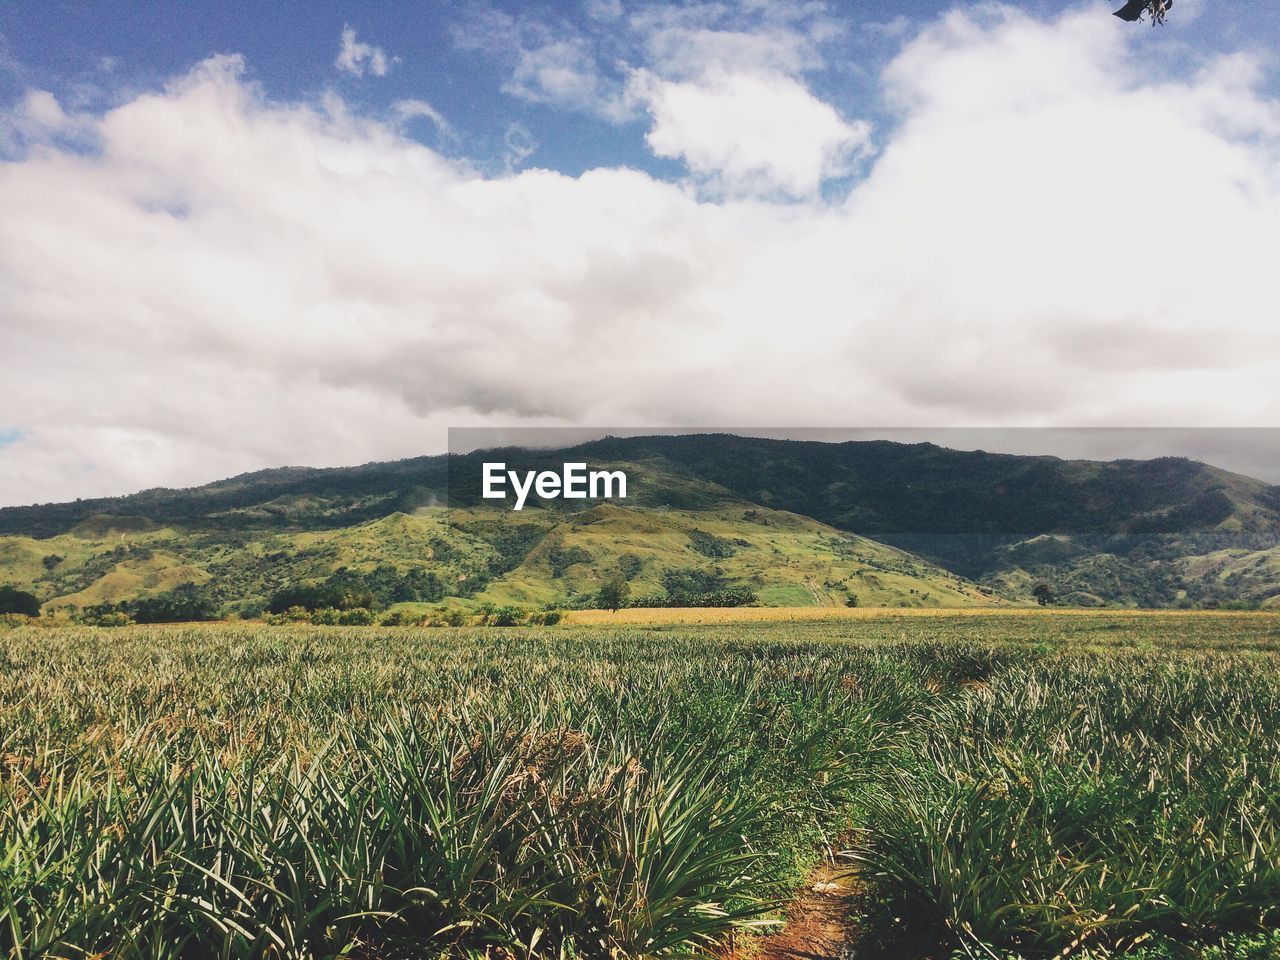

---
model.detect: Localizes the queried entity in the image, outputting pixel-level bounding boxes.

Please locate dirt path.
[750,861,861,960]
[738,857,943,960]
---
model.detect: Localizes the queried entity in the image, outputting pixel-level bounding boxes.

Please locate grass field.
[3,613,1280,958]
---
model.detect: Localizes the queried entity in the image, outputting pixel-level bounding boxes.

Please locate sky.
[2,0,1280,505]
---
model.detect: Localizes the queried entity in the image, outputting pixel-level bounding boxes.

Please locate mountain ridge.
[3,435,1279,610]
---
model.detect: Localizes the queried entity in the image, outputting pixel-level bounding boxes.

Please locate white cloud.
[458,1,842,122]
[503,37,629,120]
[1,89,97,155]
[630,3,835,78]
[583,0,624,23]
[502,122,538,171]
[2,6,1280,505]
[335,25,392,78]
[452,10,632,121]
[648,27,822,77]
[392,98,455,143]
[629,66,871,197]
[19,89,66,129]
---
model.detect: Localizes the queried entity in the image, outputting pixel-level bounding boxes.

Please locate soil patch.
[751,861,861,960]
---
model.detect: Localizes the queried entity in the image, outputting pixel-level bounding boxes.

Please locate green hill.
[467,502,989,609]
[2,434,1278,613]
[562,436,1280,608]
[0,501,992,618]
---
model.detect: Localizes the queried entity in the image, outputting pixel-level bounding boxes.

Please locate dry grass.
[563,605,1277,626]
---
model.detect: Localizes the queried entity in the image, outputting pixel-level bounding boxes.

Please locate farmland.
[3,613,1280,958]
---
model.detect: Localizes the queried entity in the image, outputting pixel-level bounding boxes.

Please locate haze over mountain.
[2,435,1279,613]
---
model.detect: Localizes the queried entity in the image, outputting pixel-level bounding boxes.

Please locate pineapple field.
[3,613,1280,958]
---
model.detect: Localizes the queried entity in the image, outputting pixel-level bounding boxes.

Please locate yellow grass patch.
[563,605,1280,626]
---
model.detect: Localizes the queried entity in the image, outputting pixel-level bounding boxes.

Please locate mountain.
[2,434,1279,613]
[568,435,1279,541]
[562,435,1280,607]
[0,449,994,616]
[0,458,452,539]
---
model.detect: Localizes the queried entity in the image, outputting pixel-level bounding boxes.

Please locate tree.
[488,606,523,627]
[126,582,220,623]
[845,593,860,608]
[1113,0,1172,25]
[1032,583,1057,606]
[618,553,643,581]
[268,582,373,614]
[597,577,631,613]
[0,585,40,617]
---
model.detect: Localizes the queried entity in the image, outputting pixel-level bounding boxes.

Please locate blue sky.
[5,1,1275,178]
[2,1,1280,505]
[1,1,910,178]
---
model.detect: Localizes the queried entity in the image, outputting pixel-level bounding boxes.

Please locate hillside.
[467,503,989,609]
[2,434,1279,612]
[569,436,1280,539]
[0,500,991,617]
[566,436,1280,608]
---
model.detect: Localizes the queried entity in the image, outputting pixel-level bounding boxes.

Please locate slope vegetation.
[3,434,1278,610]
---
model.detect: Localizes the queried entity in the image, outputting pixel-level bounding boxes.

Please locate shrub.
[547,543,593,578]
[426,608,469,627]
[660,567,728,601]
[687,529,737,559]
[268,583,374,614]
[618,553,644,580]
[488,606,523,627]
[524,610,562,626]
[128,583,219,623]
[78,609,134,627]
[625,587,758,609]
[265,605,312,625]
[380,609,422,626]
[0,586,40,617]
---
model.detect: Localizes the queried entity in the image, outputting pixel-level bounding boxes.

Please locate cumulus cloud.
[628,66,871,197]
[462,2,865,195]
[2,6,1280,505]
[454,1,843,126]
[18,89,66,129]
[1,89,97,154]
[335,26,392,78]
